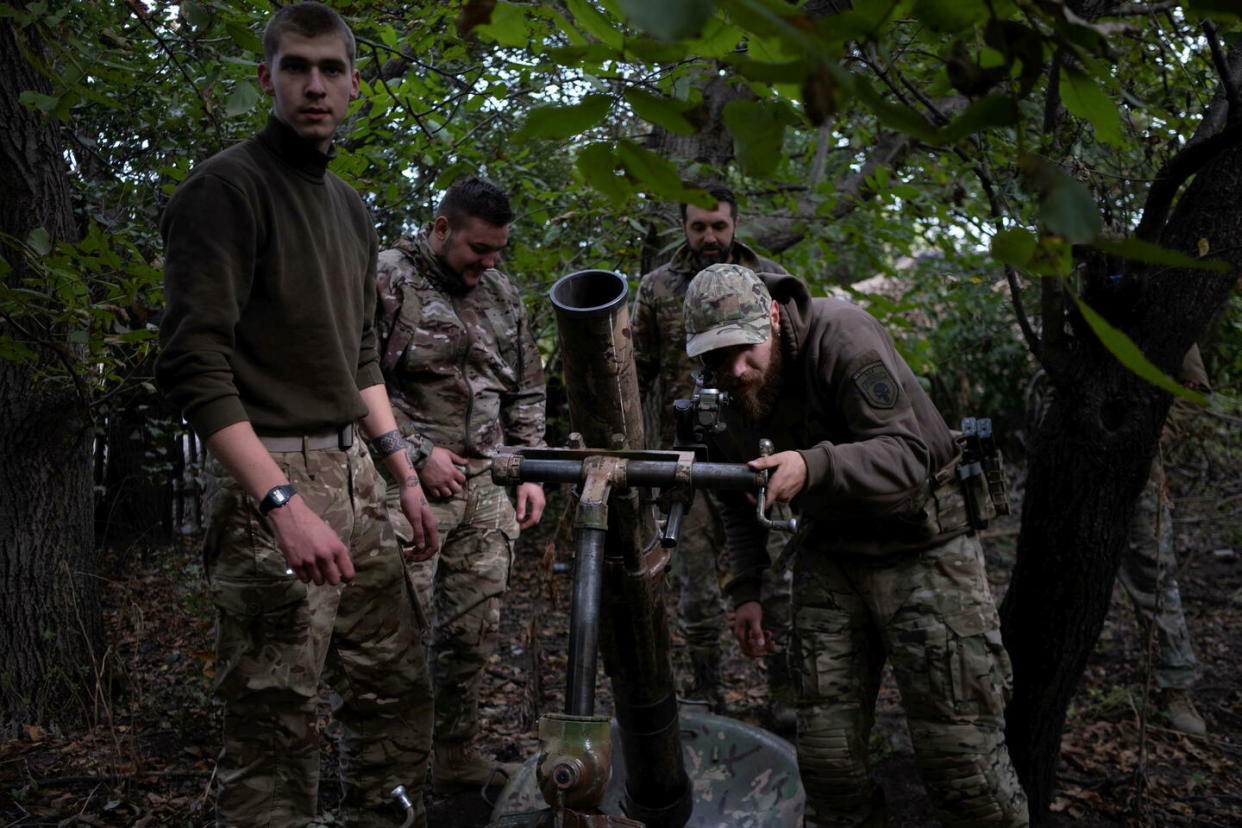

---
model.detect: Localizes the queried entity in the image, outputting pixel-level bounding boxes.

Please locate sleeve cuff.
[726,579,762,608]
[356,362,384,391]
[187,396,249,440]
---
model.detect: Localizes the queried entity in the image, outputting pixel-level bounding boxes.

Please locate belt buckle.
[337,426,353,451]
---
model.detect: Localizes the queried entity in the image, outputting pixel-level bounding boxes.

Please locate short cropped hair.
[680,184,738,221]
[437,176,514,229]
[263,2,356,67]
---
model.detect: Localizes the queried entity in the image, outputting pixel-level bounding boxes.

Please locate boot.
[686,646,726,713]
[432,742,521,794]
[1162,689,1206,734]
[764,651,798,738]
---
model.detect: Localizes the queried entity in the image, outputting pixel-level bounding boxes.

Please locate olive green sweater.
[156,115,382,438]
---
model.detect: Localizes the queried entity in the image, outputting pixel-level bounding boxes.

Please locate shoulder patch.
[851,359,898,409]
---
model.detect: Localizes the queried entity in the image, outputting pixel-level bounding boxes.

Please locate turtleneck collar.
[257,113,334,181]
[398,225,471,296]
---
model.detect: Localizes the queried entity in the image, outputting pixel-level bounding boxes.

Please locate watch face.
[262,484,296,515]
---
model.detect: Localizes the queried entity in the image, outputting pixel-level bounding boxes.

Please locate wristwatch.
[259,484,297,516]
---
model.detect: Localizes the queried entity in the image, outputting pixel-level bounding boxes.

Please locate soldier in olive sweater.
[156,4,437,825]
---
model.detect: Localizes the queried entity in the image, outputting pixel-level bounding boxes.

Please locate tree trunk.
[0,7,102,733]
[1000,141,1242,823]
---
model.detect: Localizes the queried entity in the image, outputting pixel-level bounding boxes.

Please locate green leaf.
[1068,292,1211,406]
[1093,237,1232,272]
[623,38,687,63]
[1186,0,1242,23]
[615,139,689,195]
[722,99,793,176]
[225,21,262,54]
[727,56,812,84]
[26,227,51,256]
[18,90,59,112]
[1019,156,1103,245]
[624,88,697,135]
[690,17,745,58]
[575,142,633,204]
[224,82,260,117]
[515,94,612,140]
[991,227,1037,268]
[546,43,615,66]
[474,1,529,47]
[567,0,624,50]
[1026,235,1072,276]
[1059,67,1123,146]
[914,0,990,33]
[615,0,714,41]
[938,94,1020,144]
[549,7,590,47]
[183,1,213,29]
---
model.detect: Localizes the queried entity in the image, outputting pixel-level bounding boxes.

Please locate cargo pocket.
[793,605,854,702]
[889,616,949,716]
[944,605,1010,717]
[210,575,315,698]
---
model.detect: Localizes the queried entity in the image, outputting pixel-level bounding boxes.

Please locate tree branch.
[1202,21,1240,125]
[1135,121,1242,240]
[127,8,222,143]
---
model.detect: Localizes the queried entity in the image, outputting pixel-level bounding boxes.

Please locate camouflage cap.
[684,264,773,358]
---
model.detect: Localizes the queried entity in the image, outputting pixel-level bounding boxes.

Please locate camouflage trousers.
[673,491,792,676]
[204,435,433,828]
[388,463,517,745]
[1118,454,1200,690]
[792,533,1028,827]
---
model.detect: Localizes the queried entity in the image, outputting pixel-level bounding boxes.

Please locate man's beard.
[691,240,734,270]
[729,339,783,421]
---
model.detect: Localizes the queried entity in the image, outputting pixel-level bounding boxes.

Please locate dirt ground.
[2,441,1239,826]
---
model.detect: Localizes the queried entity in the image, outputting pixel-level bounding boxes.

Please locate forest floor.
[2,432,1239,827]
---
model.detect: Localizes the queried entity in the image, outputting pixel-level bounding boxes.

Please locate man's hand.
[268,496,356,585]
[420,446,468,499]
[749,450,807,505]
[515,482,545,530]
[733,601,770,658]
[399,477,440,561]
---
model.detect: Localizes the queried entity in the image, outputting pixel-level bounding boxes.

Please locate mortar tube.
[548,269,691,827]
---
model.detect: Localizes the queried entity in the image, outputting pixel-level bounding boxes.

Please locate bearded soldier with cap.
[683,264,1029,827]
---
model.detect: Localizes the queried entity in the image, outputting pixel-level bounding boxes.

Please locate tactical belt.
[256,425,354,453]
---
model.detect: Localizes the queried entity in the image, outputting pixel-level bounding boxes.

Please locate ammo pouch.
[953,427,1004,530]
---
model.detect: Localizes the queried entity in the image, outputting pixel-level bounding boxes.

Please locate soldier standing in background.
[156,4,438,824]
[631,186,796,725]
[1120,345,1210,733]
[376,176,547,792]
[684,264,1028,827]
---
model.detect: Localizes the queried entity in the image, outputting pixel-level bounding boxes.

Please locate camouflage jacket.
[632,241,787,448]
[710,272,964,605]
[376,228,545,465]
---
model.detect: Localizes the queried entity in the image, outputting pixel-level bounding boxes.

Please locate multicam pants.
[388,463,517,745]
[204,435,433,828]
[792,533,1028,827]
[1118,453,1200,690]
